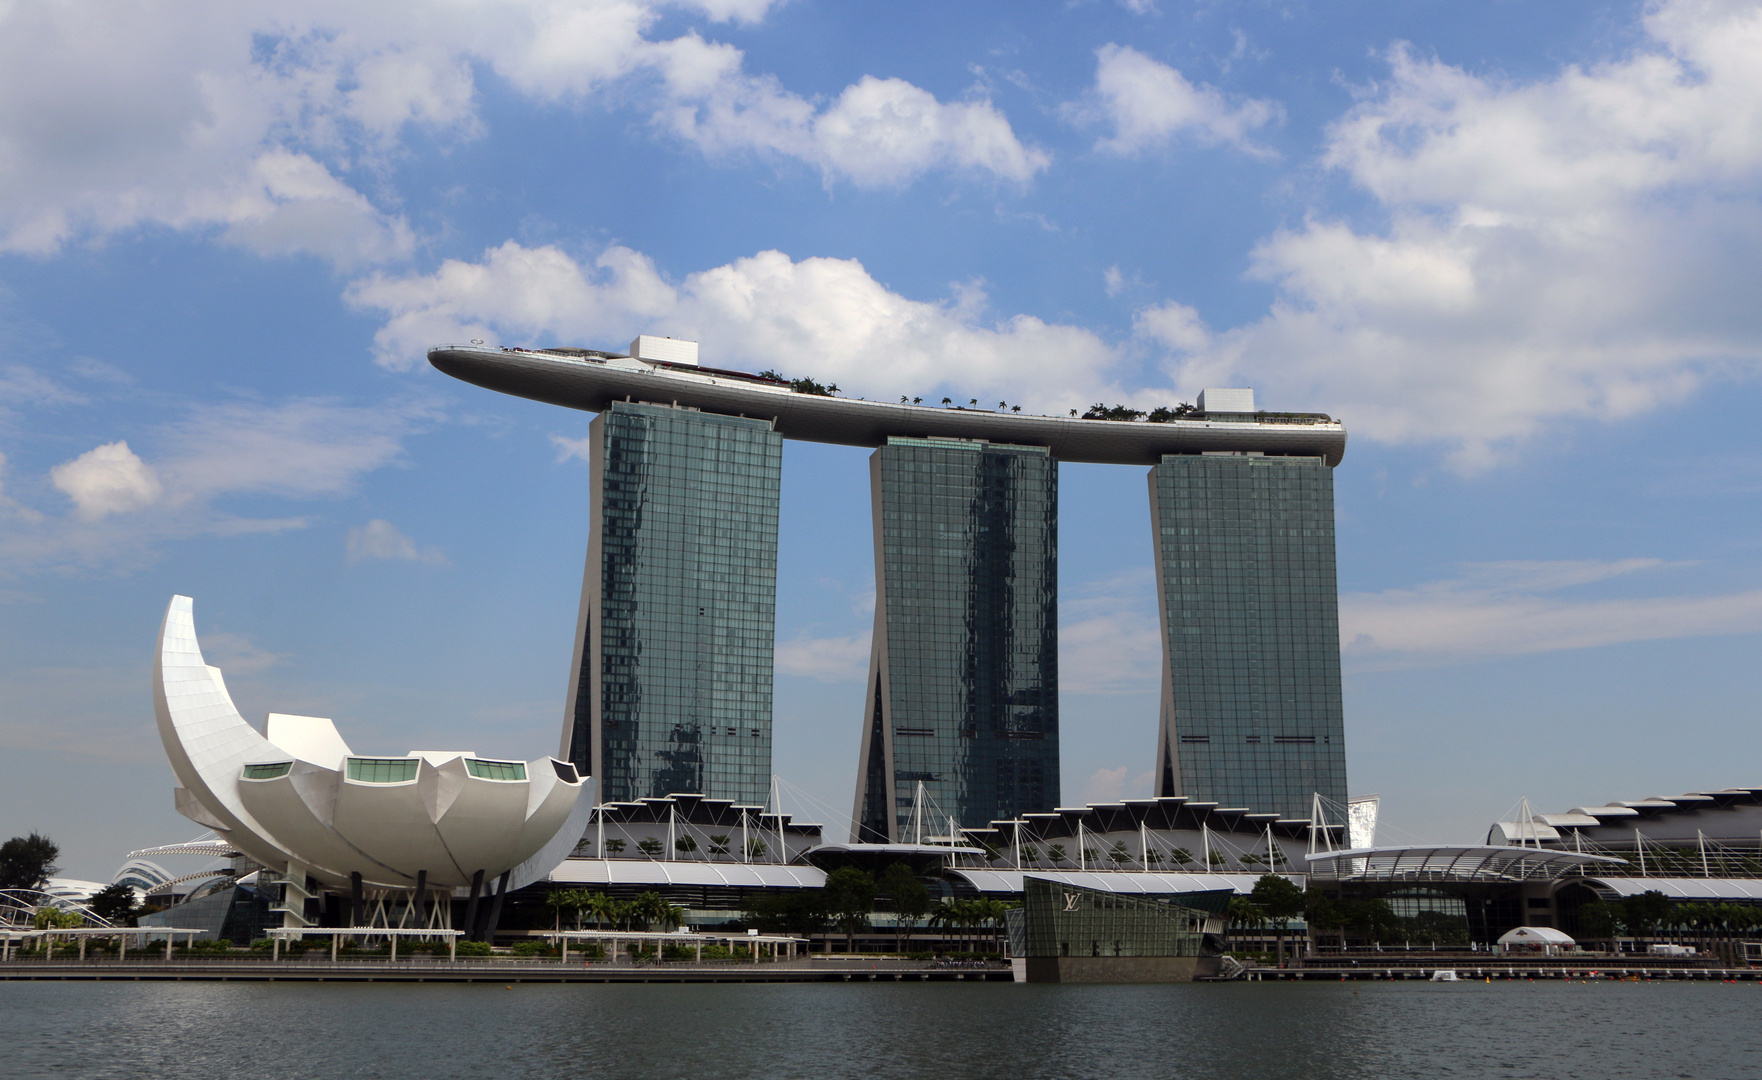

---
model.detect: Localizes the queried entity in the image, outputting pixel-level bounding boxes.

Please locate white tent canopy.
[1497,926,1575,949]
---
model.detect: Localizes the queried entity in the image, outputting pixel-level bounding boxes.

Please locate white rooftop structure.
[428,345,1346,466]
[1196,388,1254,414]
[628,335,698,366]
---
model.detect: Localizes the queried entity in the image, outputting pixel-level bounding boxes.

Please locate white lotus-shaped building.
[153,595,591,925]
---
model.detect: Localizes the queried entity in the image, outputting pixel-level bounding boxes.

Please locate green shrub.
[510,940,556,958]
[455,940,494,957]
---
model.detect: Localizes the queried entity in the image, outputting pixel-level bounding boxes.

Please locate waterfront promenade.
[0,956,1014,983]
[4,955,1756,983]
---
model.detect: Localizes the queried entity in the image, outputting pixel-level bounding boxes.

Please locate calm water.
[2,980,1757,1080]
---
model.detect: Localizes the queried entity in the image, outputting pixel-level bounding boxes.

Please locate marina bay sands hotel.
[429,337,1349,840]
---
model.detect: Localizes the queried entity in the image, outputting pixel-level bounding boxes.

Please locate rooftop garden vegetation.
[757,369,839,396]
[1080,403,1197,422]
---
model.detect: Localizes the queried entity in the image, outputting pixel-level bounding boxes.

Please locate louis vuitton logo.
[1062,892,1081,911]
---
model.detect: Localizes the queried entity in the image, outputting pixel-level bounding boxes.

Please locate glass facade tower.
[562,401,782,806]
[852,437,1059,842]
[1149,453,1347,819]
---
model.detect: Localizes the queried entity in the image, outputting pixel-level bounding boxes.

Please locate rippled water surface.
[3,980,1757,1080]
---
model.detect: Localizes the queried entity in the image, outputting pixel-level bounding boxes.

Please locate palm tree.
[927,901,960,953]
[631,891,670,931]
[542,888,572,932]
[581,891,618,932]
[974,898,1011,954]
[1226,896,1268,955]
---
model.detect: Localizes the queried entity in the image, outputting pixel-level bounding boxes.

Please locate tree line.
[1,832,140,927]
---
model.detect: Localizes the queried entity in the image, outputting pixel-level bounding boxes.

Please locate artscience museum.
[154,595,592,939]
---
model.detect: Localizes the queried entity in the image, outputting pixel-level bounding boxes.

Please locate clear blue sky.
[3,0,1759,879]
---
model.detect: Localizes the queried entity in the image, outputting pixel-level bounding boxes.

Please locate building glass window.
[465,759,528,781]
[346,757,420,784]
[854,438,1060,840]
[1150,454,1348,818]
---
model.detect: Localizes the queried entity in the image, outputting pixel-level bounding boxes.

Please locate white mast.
[772,775,785,864]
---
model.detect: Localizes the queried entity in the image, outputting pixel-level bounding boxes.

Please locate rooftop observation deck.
[428,345,1348,467]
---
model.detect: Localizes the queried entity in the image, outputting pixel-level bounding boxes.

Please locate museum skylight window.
[345,757,420,783]
[466,759,527,781]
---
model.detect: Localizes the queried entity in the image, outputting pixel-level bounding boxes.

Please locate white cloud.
[550,434,594,464]
[1059,569,1164,693]
[1081,765,1154,805]
[0,0,1037,263]
[663,72,1049,187]
[49,442,164,520]
[1084,765,1130,804]
[0,452,43,523]
[1341,558,1762,669]
[0,1,416,264]
[198,631,285,674]
[775,633,871,683]
[2,397,426,573]
[153,398,420,503]
[1171,0,1762,467]
[346,519,446,565]
[1069,44,1280,156]
[348,241,1127,412]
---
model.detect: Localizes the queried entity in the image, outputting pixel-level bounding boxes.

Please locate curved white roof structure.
[1578,877,1762,901]
[1305,845,1624,882]
[951,868,1264,895]
[153,595,592,895]
[548,859,826,889]
[427,345,1348,466]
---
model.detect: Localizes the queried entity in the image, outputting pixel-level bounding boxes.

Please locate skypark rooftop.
[428,344,1348,467]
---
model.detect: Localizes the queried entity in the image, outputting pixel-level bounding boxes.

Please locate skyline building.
[1148,391,1348,820]
[430,343,1350,828]
[562,400,783,806]
[852,437,1060,842]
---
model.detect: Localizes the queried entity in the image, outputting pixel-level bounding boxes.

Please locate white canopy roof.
[951,869,1264,895]
[1306,845,1623,881]
[547,859,826,889]
[1498,926,1575,946]
[1582,877,1762,901]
